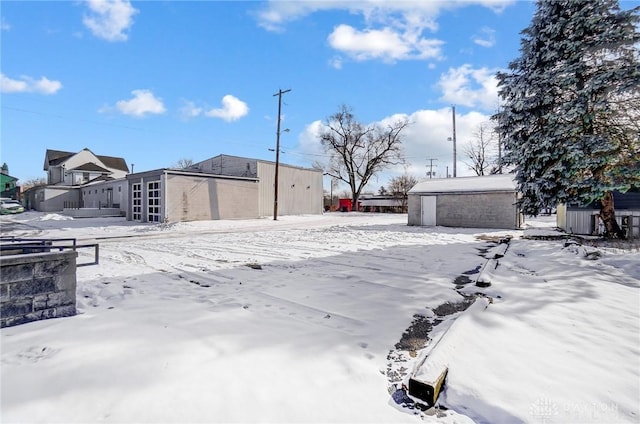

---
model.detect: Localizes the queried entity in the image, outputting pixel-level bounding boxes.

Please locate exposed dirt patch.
[395,314,437,352]
[432,296,475,317]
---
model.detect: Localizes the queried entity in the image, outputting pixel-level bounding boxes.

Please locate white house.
[24,148,129,214]
[43,148,129,186]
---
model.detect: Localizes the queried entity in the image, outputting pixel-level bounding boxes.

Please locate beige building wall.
[24,186,79,212]
[257,162,323,217]
[165,173,259,222]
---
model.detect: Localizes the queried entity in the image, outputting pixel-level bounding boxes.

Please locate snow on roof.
[409,174,517,194]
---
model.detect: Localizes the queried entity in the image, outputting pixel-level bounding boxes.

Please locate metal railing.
[0,236,99,267]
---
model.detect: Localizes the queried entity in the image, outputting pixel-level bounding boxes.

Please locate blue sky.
[3,0,633,191]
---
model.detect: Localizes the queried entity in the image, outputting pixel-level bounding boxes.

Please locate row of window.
[132,181,161,222]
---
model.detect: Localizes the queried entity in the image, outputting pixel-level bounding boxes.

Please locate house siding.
[558,207,640,238]
[80,179,128,212]
[557,191,640,237]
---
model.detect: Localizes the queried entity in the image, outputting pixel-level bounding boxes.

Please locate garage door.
[421,196,436,226]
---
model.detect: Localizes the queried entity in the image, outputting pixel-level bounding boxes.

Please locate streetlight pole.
[273,88,291,221]
[451,105,457,178]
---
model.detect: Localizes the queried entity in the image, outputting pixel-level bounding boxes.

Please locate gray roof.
[409,174,517,194]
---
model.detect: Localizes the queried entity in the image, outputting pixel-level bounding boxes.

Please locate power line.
[2,105,151,132]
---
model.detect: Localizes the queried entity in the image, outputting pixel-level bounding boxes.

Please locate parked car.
[0,198,25,214]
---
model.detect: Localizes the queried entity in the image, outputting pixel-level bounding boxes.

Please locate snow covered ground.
[1,212,638,423]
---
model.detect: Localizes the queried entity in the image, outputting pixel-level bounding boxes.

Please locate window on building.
[132,183,142,221]
[147,181,161,222]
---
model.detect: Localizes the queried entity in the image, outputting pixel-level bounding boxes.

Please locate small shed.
[407,175,522,229]
[557,190,640,238]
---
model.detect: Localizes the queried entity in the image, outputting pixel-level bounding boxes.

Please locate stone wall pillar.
[0,251,78,328]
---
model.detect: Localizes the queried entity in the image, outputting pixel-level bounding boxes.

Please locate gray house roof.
[44,148,129,172]
[409,174,517,194]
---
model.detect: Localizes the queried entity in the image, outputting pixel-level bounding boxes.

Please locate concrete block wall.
[0,251,78,328]
[436,192,519,229]
[407,195,422,225]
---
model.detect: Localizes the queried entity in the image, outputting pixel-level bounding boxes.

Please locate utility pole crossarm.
[426,158,438,179]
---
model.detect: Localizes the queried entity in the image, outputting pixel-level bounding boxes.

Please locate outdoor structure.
[359,194,406,213]
[557,190,640,238]
[0,163,21,200]
[126,154,323,223]
[407,174,522,229]
[43,148,129,185]
[0,250,78,328]
[338,198,355,212]
[23,149,129,215]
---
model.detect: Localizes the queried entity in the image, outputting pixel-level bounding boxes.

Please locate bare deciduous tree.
[173,158,194,169]
[387,174,418,212]
[20,177,47,191]
[463,122,499,176]
[318,104,409,209]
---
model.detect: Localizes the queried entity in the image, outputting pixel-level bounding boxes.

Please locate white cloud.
[205,95,249,122]
[83,0,138,42]
[329,56,343,70]
[1,17,11,31]
[34,77,63,94]
[112,89,166,117]
[179,100,203,120]
[295,107,494,189]
[472,27,496,47]
[328,24,443,62]
[0,73,62,94]
[256,2,441,32]
[398,108,493,178]
[255,1,514,63]
[437,64,501,111]
[297,120,326,159]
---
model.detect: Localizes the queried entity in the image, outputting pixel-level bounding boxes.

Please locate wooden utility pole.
[273,88,291,221]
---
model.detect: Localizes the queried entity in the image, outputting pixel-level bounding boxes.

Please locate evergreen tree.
[494,0,640,237]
